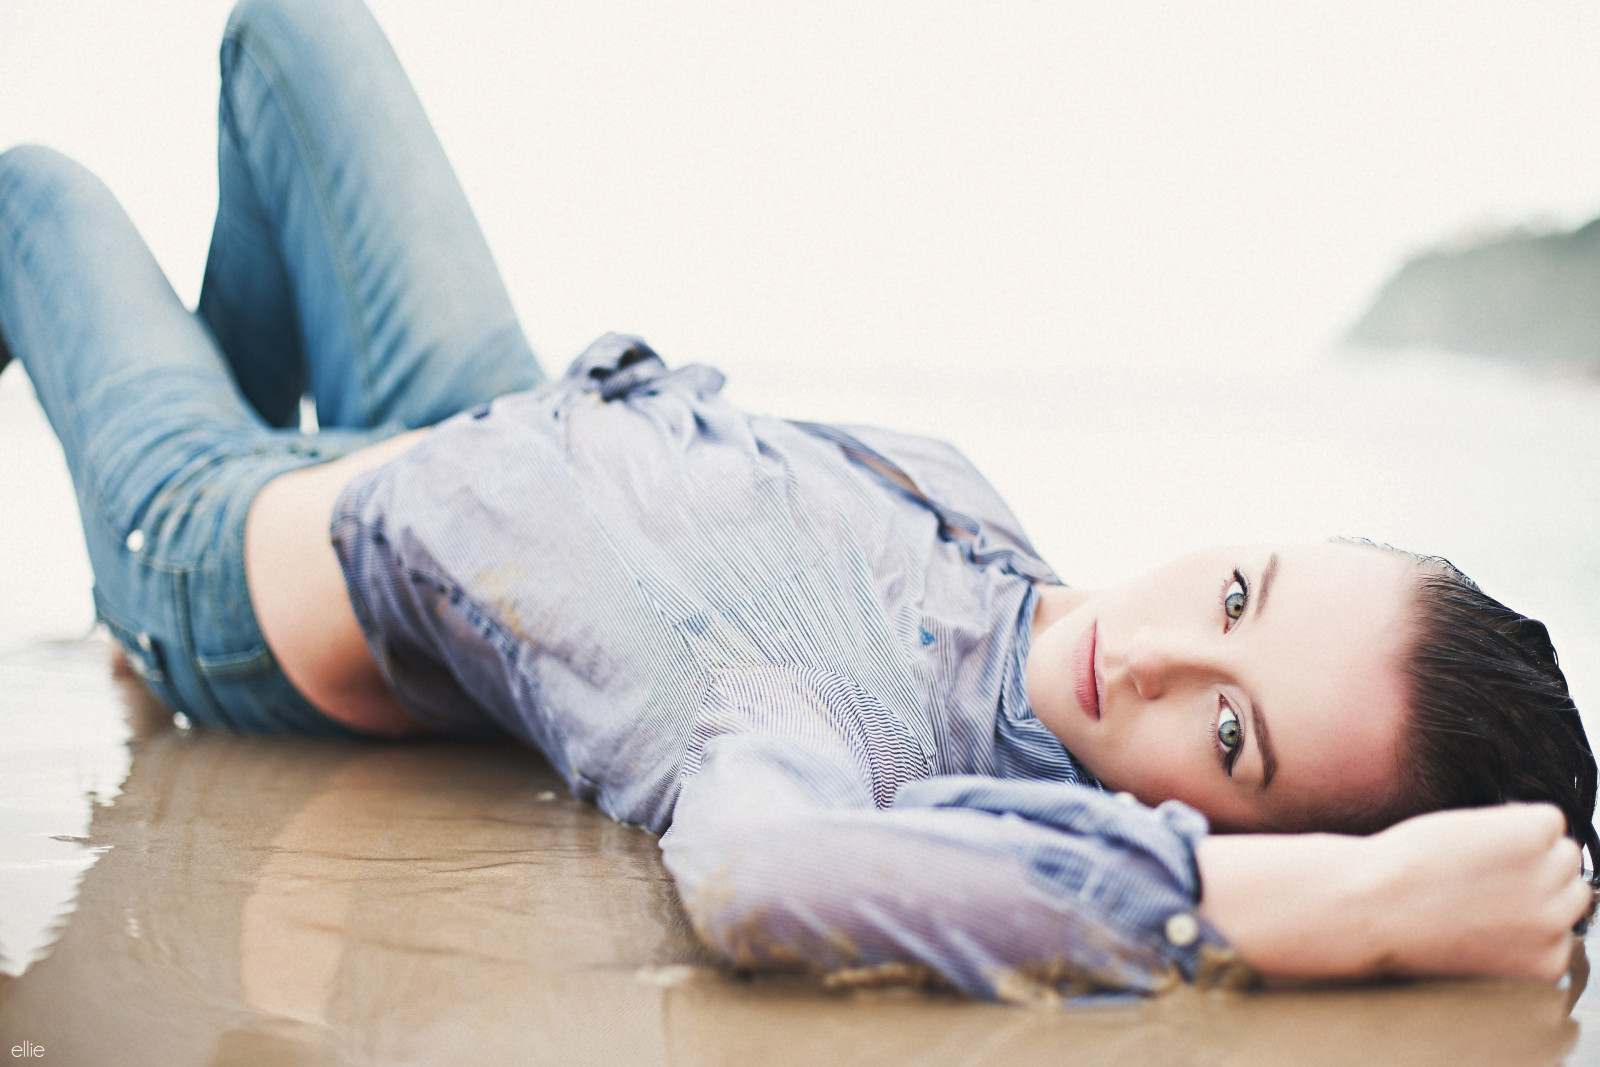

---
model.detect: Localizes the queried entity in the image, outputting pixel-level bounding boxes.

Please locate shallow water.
[4,351,1600,1063]
[0,636,1591,1067]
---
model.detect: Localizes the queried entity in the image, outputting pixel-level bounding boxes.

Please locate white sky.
[3,0,1600,374]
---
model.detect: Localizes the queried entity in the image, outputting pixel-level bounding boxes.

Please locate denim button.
[1164,913,1200,948]
[125,529,145,553]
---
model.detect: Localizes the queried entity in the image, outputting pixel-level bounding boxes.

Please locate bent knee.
[0,145,119,247]
[0,144,97,203]
[222,0,383,73]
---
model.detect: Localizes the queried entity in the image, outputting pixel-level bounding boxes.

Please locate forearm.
[666,735,1228,999]
[1196,832,1382,979]
[1196,805,1590,984]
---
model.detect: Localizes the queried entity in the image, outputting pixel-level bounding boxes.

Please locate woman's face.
[1027,542,1417,832]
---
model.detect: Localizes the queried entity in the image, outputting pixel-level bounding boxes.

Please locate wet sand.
[0,636,1591,1066]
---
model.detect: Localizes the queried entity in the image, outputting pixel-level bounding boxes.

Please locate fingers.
[1508,871,1582,983]
[1559,875,1596,928]
[1533,932,1575,984]
[1505,801,1566,844]
[1534,835,1586,913]
[1370,802,1591,983]
[1550,836,1583,881]
[1526,854,1592,982]
[1484,804,1575,878]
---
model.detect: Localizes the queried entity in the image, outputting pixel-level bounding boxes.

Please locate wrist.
[1197,832,1384,978]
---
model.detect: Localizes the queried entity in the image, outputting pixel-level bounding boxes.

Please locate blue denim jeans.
[0,0,542,733]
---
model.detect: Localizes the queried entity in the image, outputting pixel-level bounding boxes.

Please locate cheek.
[1025,625,1079,722]
[1104,753,1234,822]
[1079,715,1201,798]
[1116,565,1211,620]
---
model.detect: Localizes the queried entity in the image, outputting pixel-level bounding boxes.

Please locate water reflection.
[0,639,1587,1066]
[0,639,134,978]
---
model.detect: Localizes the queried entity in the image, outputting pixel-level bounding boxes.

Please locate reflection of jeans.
[0,0,542,732]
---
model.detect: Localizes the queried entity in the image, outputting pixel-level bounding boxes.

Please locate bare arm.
[1197,803,1590,983]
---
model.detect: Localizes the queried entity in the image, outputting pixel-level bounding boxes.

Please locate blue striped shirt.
[331,333,1236,1000]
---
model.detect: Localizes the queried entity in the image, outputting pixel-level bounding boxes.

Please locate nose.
[1120,625,1221,700]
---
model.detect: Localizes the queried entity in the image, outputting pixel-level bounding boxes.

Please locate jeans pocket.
[187,593,362,739]
[194,644,274,680]
[193,647,354,737]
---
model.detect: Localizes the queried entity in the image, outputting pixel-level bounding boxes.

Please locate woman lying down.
[0,0,1590,1001]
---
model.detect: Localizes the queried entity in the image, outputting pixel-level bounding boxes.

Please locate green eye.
[1224,578,1247,622]
[1218,711,1241,750]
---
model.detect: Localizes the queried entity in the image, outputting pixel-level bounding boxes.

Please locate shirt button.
[125,529,145,553]
[1165,913,1200,948]
[136,632,153,653]
[1114,791,1139,806]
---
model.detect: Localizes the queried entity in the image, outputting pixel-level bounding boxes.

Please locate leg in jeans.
[0,145,370,734]
[0,0,542,734]
[199,0,543,432]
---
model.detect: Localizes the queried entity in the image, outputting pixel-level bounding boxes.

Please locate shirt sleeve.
[658,665,1247,1002]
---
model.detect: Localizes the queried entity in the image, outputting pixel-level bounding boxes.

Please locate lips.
[1072,620,1101,721]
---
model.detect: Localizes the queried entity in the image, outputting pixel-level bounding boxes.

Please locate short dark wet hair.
[1339,542,1598,877]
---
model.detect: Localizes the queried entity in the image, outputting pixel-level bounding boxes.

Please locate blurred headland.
[1350,217,1600,372]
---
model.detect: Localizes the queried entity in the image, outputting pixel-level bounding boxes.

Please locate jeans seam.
[94,591,169,686]
[84,449,206,571]
[172,568,242,730]
[224,24,376,424]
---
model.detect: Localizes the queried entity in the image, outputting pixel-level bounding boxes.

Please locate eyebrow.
[1251,553,1281,790]
[1253,703,1278,790]
[1255,552,1280,619]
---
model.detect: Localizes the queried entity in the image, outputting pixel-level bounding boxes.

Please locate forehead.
[1250,542,1416,821]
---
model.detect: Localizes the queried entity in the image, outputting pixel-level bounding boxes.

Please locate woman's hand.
[1363,803,1591,980]
[1196,803,1592,982]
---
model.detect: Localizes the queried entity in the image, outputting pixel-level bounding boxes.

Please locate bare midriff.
[244,428,432,737]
